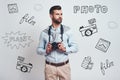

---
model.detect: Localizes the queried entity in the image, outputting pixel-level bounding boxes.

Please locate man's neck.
[52,23,61,28]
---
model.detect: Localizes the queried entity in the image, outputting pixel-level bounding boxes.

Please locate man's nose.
[59,15,62,18]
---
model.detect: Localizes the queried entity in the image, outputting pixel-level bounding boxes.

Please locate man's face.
[50,10,63,24]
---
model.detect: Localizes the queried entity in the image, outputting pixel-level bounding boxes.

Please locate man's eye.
[56,14,59,15]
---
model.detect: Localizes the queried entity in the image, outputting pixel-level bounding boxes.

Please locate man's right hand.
[46,43,52,54]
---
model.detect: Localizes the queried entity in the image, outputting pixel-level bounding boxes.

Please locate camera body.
[51,42,59,50]
[79,24,97,36]
[81,56,93,70]
[16,61,33,73]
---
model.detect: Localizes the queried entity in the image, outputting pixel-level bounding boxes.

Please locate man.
[37,5,78,80]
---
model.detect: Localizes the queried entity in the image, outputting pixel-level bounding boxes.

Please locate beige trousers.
[45,63,71,80]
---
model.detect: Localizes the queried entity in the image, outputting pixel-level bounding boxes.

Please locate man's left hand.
[58,42,66,52]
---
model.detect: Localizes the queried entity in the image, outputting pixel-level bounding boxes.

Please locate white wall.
[0,0,120,80]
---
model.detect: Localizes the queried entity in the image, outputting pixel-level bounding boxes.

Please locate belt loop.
[49,62,51,65]
[64,61,66,65]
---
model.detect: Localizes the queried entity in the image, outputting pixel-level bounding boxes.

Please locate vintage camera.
[16,61,33,73]
[79,24,97,36]
[51,42,59,50]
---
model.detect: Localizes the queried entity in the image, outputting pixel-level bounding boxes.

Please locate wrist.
[63,47,66,52]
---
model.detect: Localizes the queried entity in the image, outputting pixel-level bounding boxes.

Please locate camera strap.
[48,24,64,42]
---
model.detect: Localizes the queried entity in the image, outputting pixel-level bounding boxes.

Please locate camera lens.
[85,29,93,36]
[52,42,58,50]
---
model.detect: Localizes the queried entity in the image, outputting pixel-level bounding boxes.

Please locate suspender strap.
[48,26,52,42]
[60,25,64,42]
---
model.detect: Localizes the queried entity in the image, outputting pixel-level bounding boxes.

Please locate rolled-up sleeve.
[65,30,78,54]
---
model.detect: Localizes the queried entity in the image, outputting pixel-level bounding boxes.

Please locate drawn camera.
[79,24,97,36]
[81,56,93,69]
[16,61,33,73]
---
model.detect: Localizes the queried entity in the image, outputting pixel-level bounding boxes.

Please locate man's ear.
[50,14,53,19]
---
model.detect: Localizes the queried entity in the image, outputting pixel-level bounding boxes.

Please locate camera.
[16,61,33,73]
[79,24,97,36]
[51,42,59,50]
[81,56,93,70]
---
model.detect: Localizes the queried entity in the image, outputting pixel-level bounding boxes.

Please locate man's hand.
[46,43,52,54]
[58,42,66,52]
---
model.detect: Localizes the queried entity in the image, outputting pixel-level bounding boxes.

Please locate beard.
[52,17,62,24]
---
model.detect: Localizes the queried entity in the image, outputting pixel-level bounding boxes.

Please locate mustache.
[58,17,62,19]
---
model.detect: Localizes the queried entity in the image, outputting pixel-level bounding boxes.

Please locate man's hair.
[49,5,62,14]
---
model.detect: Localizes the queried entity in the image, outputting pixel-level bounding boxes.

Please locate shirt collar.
[51,25,61,32]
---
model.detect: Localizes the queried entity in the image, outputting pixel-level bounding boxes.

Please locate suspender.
[48,24,64,42]
[48,26,51,42]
